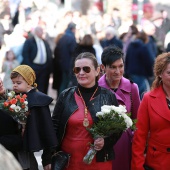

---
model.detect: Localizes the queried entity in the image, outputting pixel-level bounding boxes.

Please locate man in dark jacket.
[22,26,53,94]
[53,22,77,95]
[100,26,123,49]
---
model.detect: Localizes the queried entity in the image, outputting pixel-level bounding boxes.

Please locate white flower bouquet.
[0,91,29,125]
[83,105,136,164]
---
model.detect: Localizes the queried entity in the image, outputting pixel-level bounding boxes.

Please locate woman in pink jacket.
[131,52,170,170]
[98,45,140,170]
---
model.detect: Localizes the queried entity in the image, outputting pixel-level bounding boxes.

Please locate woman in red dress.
[44,52,121,170]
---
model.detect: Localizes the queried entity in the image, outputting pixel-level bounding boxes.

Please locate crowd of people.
[1,2,170,170]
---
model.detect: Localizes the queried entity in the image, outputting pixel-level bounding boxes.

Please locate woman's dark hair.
[130,24,138,35]
[101,45,124,67]
[79,34,94,46]
[74,52,98,69]
[119,32,127,41]
[136,31,149,44]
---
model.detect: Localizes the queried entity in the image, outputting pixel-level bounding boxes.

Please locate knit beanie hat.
[12,65,37,87]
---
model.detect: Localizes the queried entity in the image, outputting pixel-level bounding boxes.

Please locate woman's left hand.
[94,137,104,151]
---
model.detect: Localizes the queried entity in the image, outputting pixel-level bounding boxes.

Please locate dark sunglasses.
[73,66,91,74]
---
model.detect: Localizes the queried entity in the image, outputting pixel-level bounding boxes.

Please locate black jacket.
[0,91,22,158]
[23,89,57,152]
[22,36,53,73]
[52,86,121,162]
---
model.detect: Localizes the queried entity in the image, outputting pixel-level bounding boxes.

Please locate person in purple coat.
[98,45,140,170]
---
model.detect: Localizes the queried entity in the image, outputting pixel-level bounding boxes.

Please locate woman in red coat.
[131,52,170,170]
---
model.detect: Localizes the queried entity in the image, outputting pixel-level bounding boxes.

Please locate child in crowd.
[10,65,57,170]
[2,50,19,90]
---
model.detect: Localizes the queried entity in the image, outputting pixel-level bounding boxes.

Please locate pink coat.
[98,75,140,170]
[98,75,140,118]
[131,85,170,170]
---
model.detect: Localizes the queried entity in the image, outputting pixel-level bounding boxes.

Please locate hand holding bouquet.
[0,91,28,125]
[83,105,136,164]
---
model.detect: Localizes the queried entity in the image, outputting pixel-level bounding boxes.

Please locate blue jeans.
[129,75,150,99]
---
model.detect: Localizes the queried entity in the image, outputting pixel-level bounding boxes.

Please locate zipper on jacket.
[60,108,78,143]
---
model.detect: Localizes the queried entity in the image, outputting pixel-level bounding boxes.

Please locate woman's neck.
[78,83,98,93]
[77,83,99,106]
[163,85,170,99]
[106,77,120,89]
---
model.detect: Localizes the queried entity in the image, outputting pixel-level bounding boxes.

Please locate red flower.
[20,98,25,103]
[9,100,12,105]
[0,91,28,125]
[16,95,21,99]
[22,94,27,99]
[11,98,17,104]
[4,102,9,107]
[9,107,14,112]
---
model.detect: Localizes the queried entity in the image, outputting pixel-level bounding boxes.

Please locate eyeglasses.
[73,66,91,74]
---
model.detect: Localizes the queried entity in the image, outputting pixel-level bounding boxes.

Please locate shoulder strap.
[130,80,134,116]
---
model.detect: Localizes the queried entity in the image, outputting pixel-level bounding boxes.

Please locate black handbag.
[51,151,70,170]
[143,165,154,170]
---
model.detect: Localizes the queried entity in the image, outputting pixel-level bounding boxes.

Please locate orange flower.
[22,94,27,99]
[16,95,21,99]
[11,98,17,104]
[4,102,9,107]
[9,107,14,112]
[0,91,28,125]
[20,98,25,103]
[9,100,12,105]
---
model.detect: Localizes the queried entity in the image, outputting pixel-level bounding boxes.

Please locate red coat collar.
[149,86,170,121]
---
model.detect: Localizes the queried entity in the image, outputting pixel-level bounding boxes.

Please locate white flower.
[101,108,111,114]
[96,111,104,117]
[101,105,114,115]
[96,105,134,130]
[124,115,133,129]
[24,101,28,105]
[121,114,133,129]
[14,106,21,112]
[8,91,15,98]
[10,104,16,110]
[101,105,113,112]
[24,106,28,112]
[112,105,127,115]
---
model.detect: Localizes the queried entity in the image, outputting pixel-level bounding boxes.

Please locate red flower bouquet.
[0,91,29,125]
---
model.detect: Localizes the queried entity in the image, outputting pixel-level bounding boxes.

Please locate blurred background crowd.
[0,0,170,100]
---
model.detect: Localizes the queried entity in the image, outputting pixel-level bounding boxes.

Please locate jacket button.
[167,148,170,152]
[153,147,156,151]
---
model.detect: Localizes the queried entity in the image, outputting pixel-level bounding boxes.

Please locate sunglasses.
[73,66,91,74]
